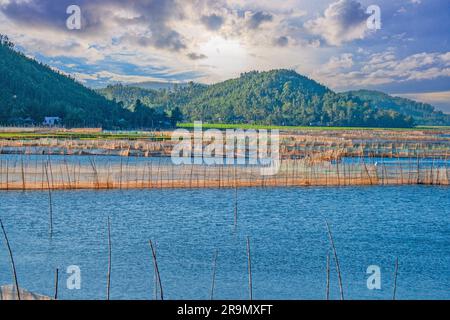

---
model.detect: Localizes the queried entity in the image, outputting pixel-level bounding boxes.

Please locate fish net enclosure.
[0,154,448,190]
[0,128,448,189]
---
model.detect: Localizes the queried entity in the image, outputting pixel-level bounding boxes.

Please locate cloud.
[273,36,289,47]
[323,53,354,70]
[394,91,450,114]
[395,91,450,104]
[0,0,188,52]
[245,11,273,29]
[362,52,450,80]
[151,29,186,51]
[305,0,369,46]
[0,0,448,94]
[73,70,165,85]
[201,14,224,31]
[312,50,450,91]
[187,52,207,60]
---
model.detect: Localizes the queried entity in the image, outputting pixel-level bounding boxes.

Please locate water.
[340,156,450,167]
[0,185,449,300]
[0,154,270,167]
[0,154,171,166]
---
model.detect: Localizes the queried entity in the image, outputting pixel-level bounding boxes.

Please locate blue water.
[340,156,450,167]
[0,186,449,300]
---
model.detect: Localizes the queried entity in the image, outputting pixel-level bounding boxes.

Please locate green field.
[0,131,171,140]
[0,124,448,141]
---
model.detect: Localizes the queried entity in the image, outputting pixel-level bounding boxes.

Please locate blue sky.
[1,0,449,112]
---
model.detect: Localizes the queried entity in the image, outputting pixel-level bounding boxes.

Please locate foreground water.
[0,186,449,300]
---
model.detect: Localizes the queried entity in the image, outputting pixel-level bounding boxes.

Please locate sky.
[0,0,449,112]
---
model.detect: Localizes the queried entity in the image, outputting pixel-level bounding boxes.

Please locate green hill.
[100,70,421,127]
[342,90,450,126]
[0,37,135,128]
[0,35,180,129]
[2,31,447,129]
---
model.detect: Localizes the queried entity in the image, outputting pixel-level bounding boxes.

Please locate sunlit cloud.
[0,0,448,99]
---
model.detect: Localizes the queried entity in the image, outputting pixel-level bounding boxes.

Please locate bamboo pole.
[54,268,59,300]
[234,181,238,231]
[393,257,399,300]
[0,219,21,300]
[326,253,330,300]
[149,240,164,300]
[6,159,8,190]
[153,241,158,300]
[325,221,344,300]
[246,236,253,301]
[106,216,112,300]
[44,162,53,238]
[210,249,218,300]
[21,157,25,190]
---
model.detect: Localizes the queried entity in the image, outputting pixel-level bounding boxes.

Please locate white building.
[43,117,61,126]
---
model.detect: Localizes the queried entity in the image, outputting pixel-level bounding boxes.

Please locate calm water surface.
[0,185,449,300]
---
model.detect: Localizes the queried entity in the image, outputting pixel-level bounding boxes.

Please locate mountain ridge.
[342,89,450,125]
[99,70,450,127]
[1,33,448,128]
[0,36,176,129]
[99,69,450,127]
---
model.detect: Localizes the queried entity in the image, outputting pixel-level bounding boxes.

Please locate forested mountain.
[100,70,424,127]
[342,90,450,126]
[0,35,176,128]
[2,32,448,129]
[98,82,207,112]
[0,36,123,127]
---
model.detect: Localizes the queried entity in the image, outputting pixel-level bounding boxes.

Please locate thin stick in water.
[54,268,59,300]
[325,221,344,300]
[246,236,253,300]
[234,167,238,231]
[44,162,53,238]
[210,249,218,300]
[149,240,164,300]
[106,216,112,300]
[153,242,158,300]
[393,257,399,300]
[0,219,21,300]
[326,253,330,300]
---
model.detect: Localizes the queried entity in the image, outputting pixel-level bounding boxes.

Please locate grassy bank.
[0,131,171,140]
[0,124,448,140]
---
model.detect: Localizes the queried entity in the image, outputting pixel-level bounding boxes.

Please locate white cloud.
[304,0,368,46]
[324,53,354,70]
[73,71,176,85]
[394,91,450,114]
[312,50,450,90]
[0,0,447,91]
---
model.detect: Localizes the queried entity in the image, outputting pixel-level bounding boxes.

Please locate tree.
[169,107,183,126]
[0,34,14,48]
